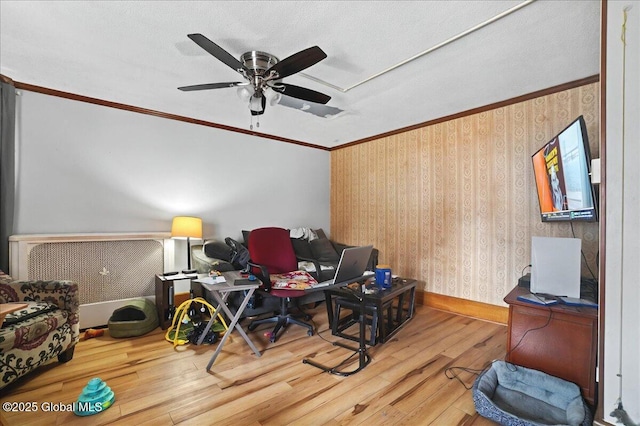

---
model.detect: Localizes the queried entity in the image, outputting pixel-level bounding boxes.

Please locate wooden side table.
[504,286,598,405]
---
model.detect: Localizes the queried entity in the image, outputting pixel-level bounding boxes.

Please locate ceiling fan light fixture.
[264,88,282,106]
[249,95,264,114]
[237,86,254,102]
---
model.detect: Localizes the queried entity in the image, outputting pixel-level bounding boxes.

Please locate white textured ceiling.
[0,1,600,148]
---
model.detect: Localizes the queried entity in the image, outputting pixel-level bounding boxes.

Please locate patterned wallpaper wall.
[330,83,599,306]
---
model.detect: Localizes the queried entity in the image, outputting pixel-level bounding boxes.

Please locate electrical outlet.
[591,158,601,184]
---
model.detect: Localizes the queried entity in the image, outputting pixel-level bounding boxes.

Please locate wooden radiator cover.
[9,233,172,328]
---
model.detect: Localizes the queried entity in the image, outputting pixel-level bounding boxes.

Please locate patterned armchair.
[0,271,79,390]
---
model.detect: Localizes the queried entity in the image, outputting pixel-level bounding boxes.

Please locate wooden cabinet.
[504,286,598,406]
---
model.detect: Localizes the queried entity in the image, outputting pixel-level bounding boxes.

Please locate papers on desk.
[195,274,259,291]
[194,275,226,285]
[158,273,198,281]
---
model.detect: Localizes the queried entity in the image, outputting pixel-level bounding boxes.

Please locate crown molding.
[1,73,599,152]
[0,75,330,152]
[332,74,600,151]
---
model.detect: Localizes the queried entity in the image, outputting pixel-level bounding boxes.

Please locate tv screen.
[532,115,598,222]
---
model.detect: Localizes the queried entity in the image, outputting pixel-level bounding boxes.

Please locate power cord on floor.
[444,365,491,390]
[308,316,335,344]
[445,285,555,391]
[503,295,553,361]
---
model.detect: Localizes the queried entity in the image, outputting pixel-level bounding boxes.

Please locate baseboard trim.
[417,290,508,325]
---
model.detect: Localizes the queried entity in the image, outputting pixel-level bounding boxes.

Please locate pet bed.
[108,298,159,338]
[473,360,592,426]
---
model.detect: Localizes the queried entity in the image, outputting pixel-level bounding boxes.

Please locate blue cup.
[375,265,392,289]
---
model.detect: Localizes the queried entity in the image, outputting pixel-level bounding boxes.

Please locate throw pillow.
[310,238,340,262]
[291,238,314,259]
[270,270,318,289]
[314,229,328,240]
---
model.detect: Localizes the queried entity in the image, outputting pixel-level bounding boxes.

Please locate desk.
[302,277,416,376]
[504,286,597,405]
[196,271,262,371]
[325,278,417,344]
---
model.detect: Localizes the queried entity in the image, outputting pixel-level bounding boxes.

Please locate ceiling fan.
[178,33,333,122]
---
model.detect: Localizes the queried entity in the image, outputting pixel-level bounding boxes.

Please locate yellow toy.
[164,297,227,347]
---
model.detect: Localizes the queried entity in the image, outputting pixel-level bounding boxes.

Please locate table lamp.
[171,216,202,274]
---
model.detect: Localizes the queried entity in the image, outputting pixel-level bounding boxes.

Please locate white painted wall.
[13,91,330,252]
[603,1,639,423]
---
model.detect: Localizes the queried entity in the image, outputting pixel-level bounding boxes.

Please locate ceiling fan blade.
[266,46,327,79]
[278,96,344,118]
[187,33,247,74]
[272,83,331,104]
[178,82,245,91]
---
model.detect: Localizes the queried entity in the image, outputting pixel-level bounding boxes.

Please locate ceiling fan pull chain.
[248,101,261,130]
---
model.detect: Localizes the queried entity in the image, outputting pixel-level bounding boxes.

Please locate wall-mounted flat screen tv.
[532,115,598,222]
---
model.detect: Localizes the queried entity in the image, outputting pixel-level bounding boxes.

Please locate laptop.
[309,245,374,288]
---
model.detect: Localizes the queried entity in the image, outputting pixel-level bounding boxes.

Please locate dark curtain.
[0,79,16,273]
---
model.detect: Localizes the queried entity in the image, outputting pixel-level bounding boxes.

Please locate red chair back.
[248,227,297,274]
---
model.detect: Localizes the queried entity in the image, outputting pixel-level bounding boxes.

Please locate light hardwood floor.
[1,305,504,425]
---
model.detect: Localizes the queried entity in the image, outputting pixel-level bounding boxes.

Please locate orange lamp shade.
[171,216,202,239]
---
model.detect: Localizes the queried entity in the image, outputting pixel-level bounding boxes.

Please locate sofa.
[289,229,379,282]
[0,271,79,390]
[192,229,379,280]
